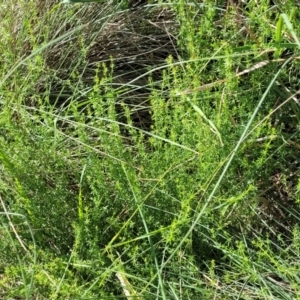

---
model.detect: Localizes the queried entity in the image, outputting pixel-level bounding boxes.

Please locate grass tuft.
[0,0,300,299]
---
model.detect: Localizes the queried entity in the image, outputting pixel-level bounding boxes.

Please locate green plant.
[0,1,299,299]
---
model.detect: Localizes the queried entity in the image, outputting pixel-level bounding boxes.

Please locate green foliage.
[0,0,300,299]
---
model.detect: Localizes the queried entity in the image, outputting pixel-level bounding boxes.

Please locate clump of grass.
[0,0,300,299]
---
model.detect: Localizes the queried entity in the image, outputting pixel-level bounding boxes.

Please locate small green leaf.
[275,15,283,44]
[274,15,283,58]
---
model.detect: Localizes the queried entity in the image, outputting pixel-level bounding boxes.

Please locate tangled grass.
[0,0,300,299]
